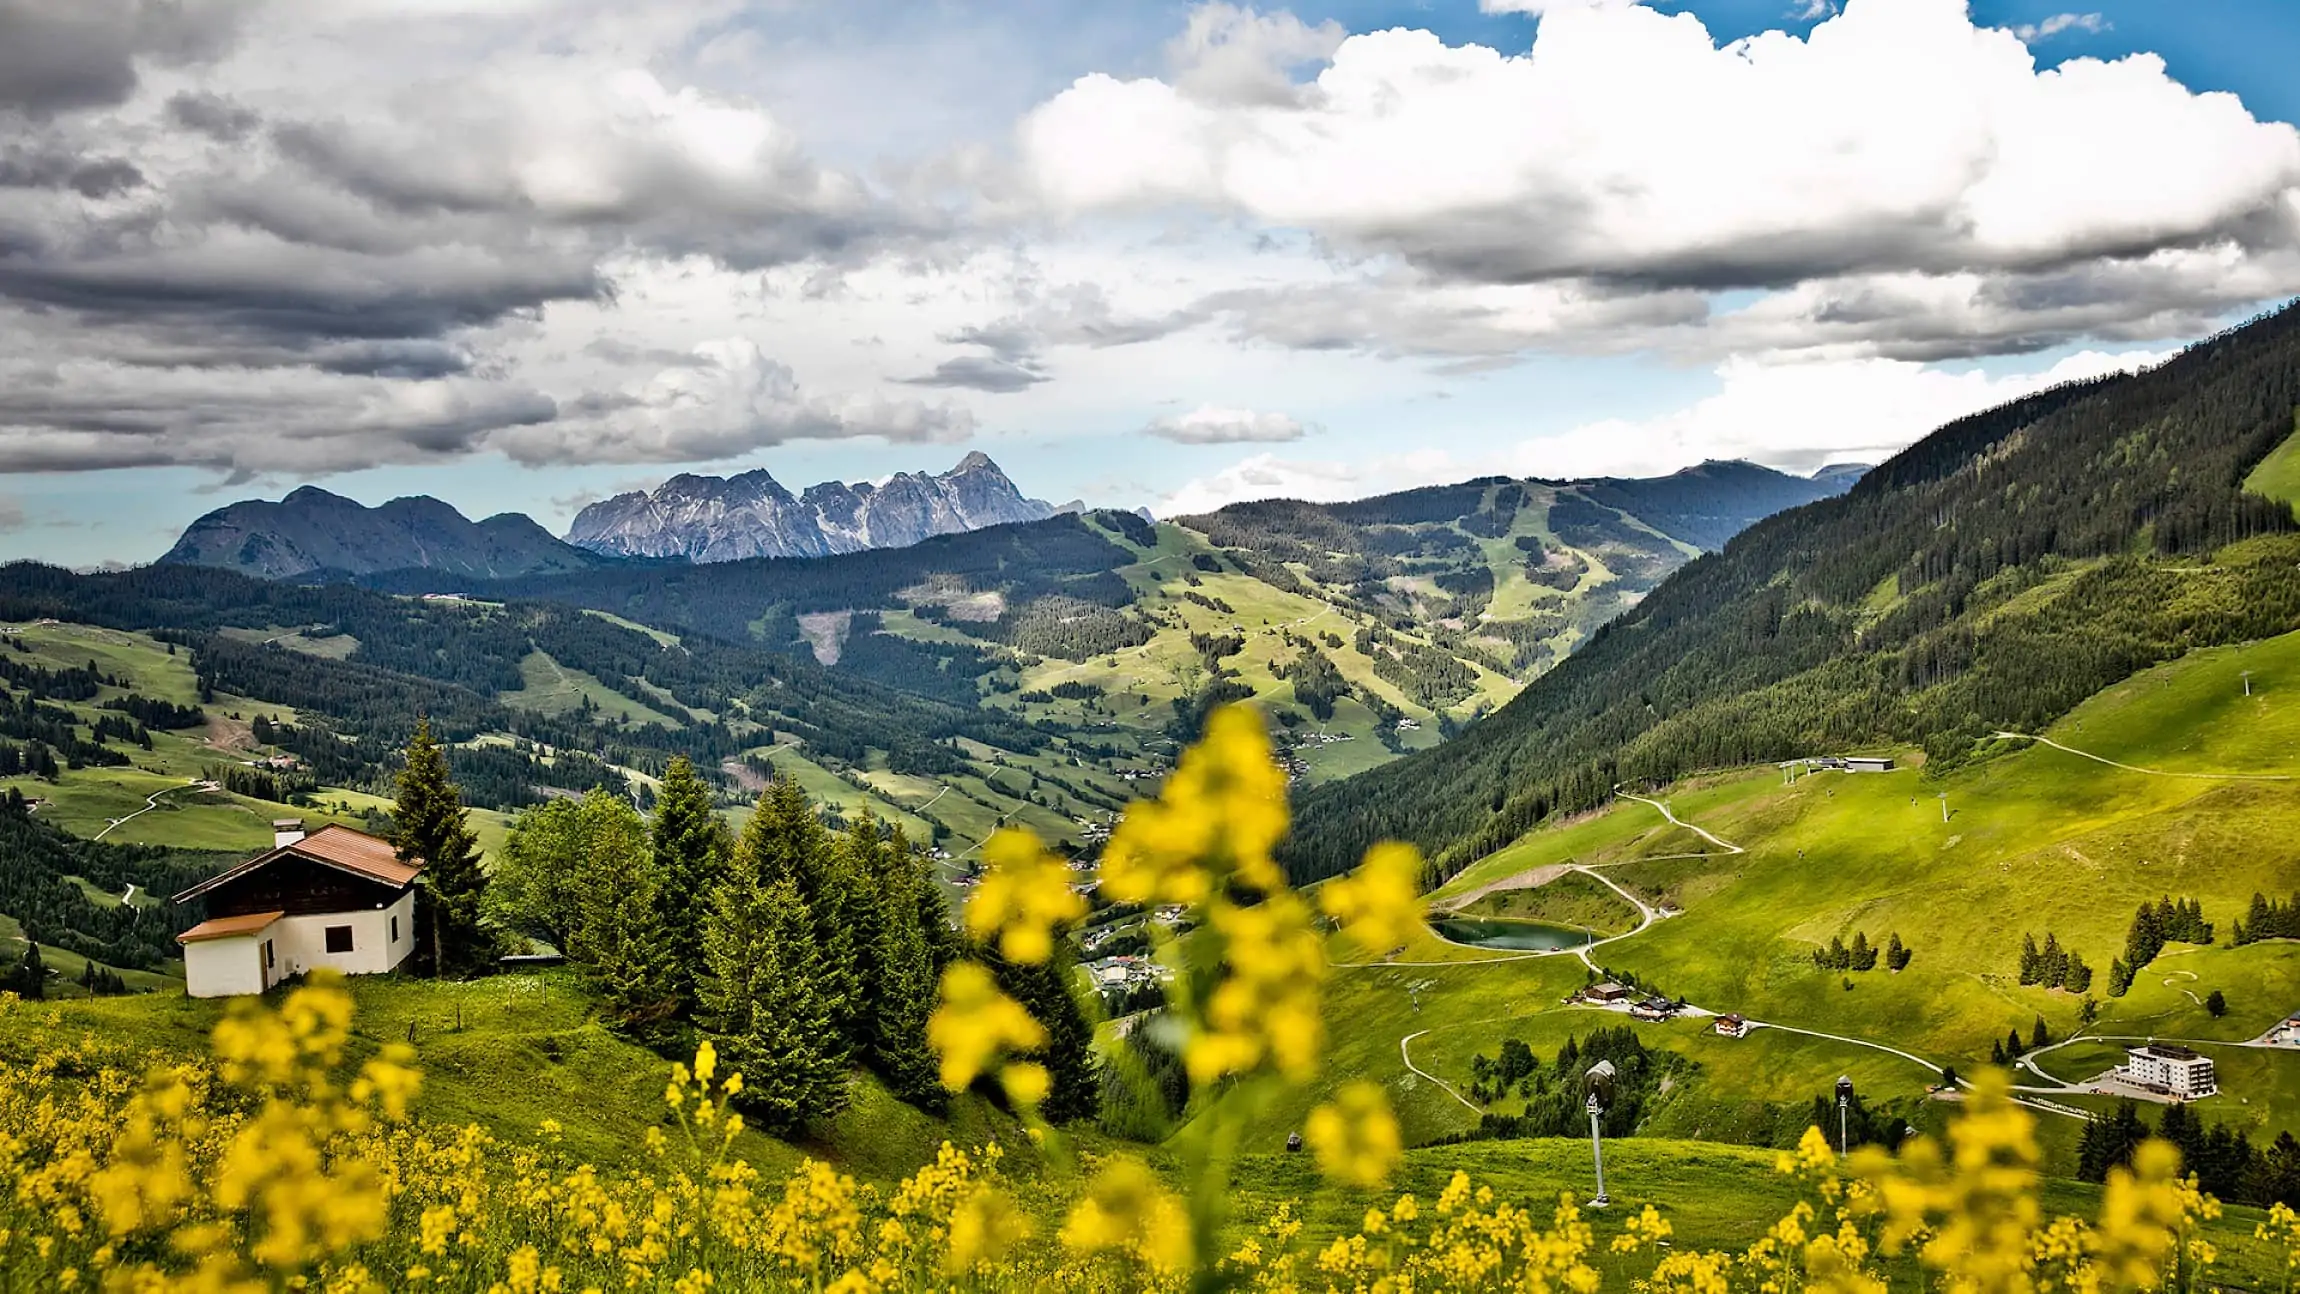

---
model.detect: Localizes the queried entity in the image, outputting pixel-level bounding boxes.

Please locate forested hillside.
[1285,304,2300,886]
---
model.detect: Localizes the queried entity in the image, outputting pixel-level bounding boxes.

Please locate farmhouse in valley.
[172,819,421,998]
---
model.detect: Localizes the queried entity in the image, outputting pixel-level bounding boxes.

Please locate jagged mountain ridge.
[565,451,1059,562]
[158,487,601,580]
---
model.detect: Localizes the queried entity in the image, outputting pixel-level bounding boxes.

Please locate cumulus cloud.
[1021,0,2300,361]
[1155,347,2169,514]
[490,338,974,466]
[1144,404,1313,444]
[1166,3,1345,106]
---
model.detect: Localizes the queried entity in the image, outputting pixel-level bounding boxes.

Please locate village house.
[172,820,421,998]
[1714,1013,1751,1038]
[1584,981,1634,1004]
[2124,1043,2218,1099]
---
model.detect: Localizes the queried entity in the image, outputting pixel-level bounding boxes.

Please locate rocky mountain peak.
[564,453,1056,563]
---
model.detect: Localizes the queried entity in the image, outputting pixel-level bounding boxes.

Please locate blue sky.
[6,0,2300,563]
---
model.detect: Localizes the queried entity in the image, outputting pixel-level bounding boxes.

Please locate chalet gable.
[174,823,423,916]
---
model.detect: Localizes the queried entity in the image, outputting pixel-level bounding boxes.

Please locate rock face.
[565,452,1057,562]
[159,487,601,580]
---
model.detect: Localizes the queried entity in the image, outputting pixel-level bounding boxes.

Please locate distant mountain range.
[157,454,1063,579]
[158,487,601,580]
[564,452,1063,563]
[156,454,1862,582]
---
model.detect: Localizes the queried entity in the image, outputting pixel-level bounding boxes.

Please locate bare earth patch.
[1431,863,1575,914]
[795,611,853,666]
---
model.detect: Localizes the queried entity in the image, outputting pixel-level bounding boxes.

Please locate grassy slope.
[2244,414,2300,517]
[1299,626,2300,1179]
[499,649,686,727]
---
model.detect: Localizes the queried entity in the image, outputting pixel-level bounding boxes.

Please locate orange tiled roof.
[288,825,422,887]
[172,824,422,904]
[177,910,284,943]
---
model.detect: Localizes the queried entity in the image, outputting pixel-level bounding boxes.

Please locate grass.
[2243,414,2300,518]
[499,650,686,727]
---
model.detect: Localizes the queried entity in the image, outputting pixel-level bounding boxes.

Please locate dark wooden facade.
[204,856,407,919]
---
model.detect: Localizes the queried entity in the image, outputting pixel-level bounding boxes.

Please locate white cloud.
[1144,404,1313,444]
[2014,13,2108,43]
[1021,0,2300,303]
[1166,3,1345,106]
[1154,347,2170,514]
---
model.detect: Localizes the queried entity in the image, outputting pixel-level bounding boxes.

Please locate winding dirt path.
[1993,731,2297,782]
[93,780,196,842]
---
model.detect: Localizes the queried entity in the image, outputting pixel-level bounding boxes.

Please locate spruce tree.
[566,791,679,1041]
[988,939,1099,1124]
[651,756,731,1012]
[2031,1016,2050,1050]
[697,873,850,1132]
[2005,1028,2024,1060]
[1850,930,1877,972]
[1885,931,1911,971]
[734,775,862,1031]
[841,820,944,1110]
[394,718,491,977]
[15,941,44,1000]
[2078,1101,2148,1181]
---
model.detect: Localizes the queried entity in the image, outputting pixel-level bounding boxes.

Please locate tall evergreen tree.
[988,940,1099,1124]
[840,817,944,1111]
[13,941,44,1000]
[564,791,679,1041]
[2077,1101,2149,1182]
[394,718,491,977]
[734,774,864,1035]
[651,756,731,1011]
[697,873,850,1132]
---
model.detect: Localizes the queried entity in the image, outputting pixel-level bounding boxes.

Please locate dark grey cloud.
[0,144,143,196]
[0,0,247,116]
[900,355,1048,393]
[0,352,559,476]
[165,89,259,141]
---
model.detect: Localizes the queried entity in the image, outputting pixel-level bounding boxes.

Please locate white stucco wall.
[270,892,418,979]
[184,935,268,999]
[186,892,416,996]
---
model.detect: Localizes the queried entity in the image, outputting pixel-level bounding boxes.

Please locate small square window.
[324,925,354,954]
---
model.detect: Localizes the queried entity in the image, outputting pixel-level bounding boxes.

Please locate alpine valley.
[10,310,2300,1285]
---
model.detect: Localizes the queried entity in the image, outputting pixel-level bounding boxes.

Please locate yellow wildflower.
[964,827,1086,964]
[1303,1082,1402,1189]
[924,962,1045,1093]
[1318,840,1425,956]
